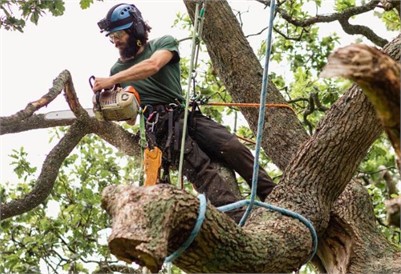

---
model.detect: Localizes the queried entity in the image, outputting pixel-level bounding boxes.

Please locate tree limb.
[0,120,88,219]
[338,18,389,47]
[102,184,314,273]
[319,180,401,273]
[0,114,75,135]
[256,0,389,47]
[320,43,401,171]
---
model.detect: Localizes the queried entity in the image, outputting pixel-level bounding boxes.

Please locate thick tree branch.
[102,184,314,273]
[88,119,141,157]
[320,43,401,171]
[0,114,75,135]
[319,181,401,273]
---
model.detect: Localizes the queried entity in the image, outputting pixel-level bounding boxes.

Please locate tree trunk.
[101,2,401,273]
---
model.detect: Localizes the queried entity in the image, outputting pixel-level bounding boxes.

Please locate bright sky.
[0,0,397,184]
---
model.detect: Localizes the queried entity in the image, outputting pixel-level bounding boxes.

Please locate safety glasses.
[108,30,126,42]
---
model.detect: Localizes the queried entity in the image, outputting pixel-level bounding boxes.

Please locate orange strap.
[144,147,162,186]
[204,102,294,112]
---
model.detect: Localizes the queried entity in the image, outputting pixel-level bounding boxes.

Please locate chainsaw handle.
[89,76,102,110]
[89,75,96,90]
[89,75,118,92]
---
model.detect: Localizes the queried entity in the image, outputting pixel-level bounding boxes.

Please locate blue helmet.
[97,3,145,37]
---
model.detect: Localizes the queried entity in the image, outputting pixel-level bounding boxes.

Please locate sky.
[0,1,398,184]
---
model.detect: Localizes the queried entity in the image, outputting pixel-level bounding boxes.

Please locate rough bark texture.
[101,3,401,273]
[321,44,401,171]
[318,181,401,273]
[102,184,313,273]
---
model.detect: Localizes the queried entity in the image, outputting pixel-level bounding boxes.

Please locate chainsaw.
[44,76,141,122]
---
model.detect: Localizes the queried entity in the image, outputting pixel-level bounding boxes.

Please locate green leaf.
[80,0,94,9]
[335,0,356,12]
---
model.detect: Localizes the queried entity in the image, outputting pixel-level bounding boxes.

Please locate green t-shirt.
[110,35,184,106]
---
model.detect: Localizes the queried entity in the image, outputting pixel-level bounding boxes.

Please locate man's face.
[109,30,130,55]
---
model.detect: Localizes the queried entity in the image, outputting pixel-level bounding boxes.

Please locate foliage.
[0,129,141,273]
[374,9,401,32]
[359,136,401,244]
[0,0,96,32]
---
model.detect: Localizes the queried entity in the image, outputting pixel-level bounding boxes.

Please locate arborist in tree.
[92,2,276,223]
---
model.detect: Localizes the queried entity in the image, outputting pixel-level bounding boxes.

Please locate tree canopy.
[1,0,400,273]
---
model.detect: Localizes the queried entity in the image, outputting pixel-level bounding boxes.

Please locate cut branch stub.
[101,184,314,273]
[320,44,401,170]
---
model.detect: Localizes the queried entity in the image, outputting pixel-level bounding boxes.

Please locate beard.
[119,34,139,60]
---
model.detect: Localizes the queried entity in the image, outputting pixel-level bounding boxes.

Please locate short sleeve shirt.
[110,35,184,106]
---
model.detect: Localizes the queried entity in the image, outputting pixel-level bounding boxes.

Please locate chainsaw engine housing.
[93,88,139,121]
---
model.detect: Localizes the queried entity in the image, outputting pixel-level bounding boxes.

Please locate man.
[93,3,276,223]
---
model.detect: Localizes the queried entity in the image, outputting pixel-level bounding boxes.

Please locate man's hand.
[92,77,115,92]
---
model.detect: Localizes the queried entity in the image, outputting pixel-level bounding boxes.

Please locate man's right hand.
[92,77,116,92]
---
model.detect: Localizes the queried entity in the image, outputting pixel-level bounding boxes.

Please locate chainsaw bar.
[44,108,95,120]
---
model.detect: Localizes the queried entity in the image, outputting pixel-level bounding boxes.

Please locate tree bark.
[102,184,315,273]
[318,181,401,273]
[321,43,401,171]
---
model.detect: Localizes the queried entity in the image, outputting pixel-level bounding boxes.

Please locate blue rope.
[218,200,318,263]
[164,193,207,263]
[239,0,277,227]
[218,0,318,263]
[164,0,318,266]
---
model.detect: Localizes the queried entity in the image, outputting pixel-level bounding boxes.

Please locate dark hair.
[127,20,151,45]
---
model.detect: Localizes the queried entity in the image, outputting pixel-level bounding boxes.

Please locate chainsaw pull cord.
[177,0,206,188]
